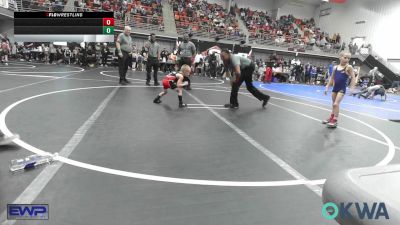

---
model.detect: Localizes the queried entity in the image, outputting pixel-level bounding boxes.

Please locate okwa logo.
[322,202,390,220]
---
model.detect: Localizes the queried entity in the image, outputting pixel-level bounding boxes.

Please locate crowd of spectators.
[172,0,243,37]
[349,42,372,55]
[240,7,299,42]
[9,42,106,67]
[73,0,164,30]
[21,0,164,29]
[25,0,67,11]
[294,17,345,52]
[251,53,331,85]
[238,6,347,53]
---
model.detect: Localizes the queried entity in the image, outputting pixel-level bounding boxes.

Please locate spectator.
[56,47,64,64]
[353,43,359,54]
[309,36,316,46]
[44,44,49,64]
[160,48,169,72]
[37,44,44,62]
[1,38,10,65]
[64,47,72,64]
[264,65,272,83]
[11,42,17,59]
[387,80,400,93]
[72,47,79,64]
[320,36,327,46]
[257,63,266,81]
[310,66,317,84]
[137,53,143,71]
[86,45,96,67]
[304,63,311,84]
[328,61,336,78]
[101,43,110,67]
[49,44,56,64]
[194,52,204,75]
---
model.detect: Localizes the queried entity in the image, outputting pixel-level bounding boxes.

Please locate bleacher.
[79,0,164,32]
[171,0,244,42]
[18,0,67,11]
[292,17,343,54]
[11,0,397,76]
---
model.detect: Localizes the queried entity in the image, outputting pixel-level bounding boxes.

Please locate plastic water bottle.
[10,153,58,172]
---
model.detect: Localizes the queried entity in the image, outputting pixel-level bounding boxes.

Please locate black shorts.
[179,57,192,68]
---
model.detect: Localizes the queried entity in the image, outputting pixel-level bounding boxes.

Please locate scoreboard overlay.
[14,12,114,42]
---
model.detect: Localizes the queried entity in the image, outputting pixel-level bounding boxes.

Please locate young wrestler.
[323,51,356,128]
[153,64,191,108]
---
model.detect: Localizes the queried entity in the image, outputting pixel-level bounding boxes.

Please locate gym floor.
[0,62,399,225]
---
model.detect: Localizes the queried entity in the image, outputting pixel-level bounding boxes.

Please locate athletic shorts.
[162,79,171,89]
[162,75,176,89]
[332,85,346,94]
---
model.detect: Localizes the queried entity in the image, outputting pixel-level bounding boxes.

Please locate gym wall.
[316,0,400,61]
[277,1,319,20]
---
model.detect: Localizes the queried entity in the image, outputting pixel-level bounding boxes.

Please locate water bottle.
[10,153,59,172]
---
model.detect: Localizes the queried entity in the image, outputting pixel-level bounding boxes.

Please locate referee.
[116,26,133,85]
[220,49,270,109]
[177,34,196,90]
[145,33,161,86]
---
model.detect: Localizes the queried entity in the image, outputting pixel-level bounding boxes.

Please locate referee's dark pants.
[118,51,130,82]
[101,53,108,66]
[146,57,159,84]
[179,57,192,89]
[230,63,269,106]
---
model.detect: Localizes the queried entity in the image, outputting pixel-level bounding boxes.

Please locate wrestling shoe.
[262,96,270,108]
[327,118,338,128]
[322,114,334,124]
[153,96,162,104]
[224,103,239,109]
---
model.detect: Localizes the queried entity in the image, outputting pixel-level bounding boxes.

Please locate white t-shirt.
[258,66,265,74]
[194,54,203,63]
[291,59,300,65]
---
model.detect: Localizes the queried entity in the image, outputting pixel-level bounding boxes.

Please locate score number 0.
[102,18,114,34]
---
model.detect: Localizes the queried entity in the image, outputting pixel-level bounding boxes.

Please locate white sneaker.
[4,63,8,66]
[0,134,19,145]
